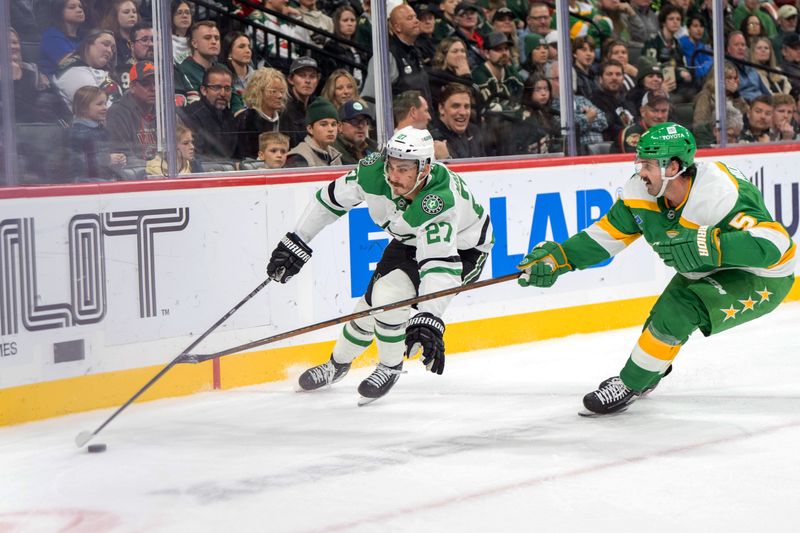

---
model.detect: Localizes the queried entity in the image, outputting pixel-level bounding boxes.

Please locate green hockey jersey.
[562,161,796,279]
[294,155,493,316]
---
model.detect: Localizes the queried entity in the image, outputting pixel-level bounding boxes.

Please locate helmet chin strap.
[655,164,686,198]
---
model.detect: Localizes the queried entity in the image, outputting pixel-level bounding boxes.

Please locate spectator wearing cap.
[779,33,800,95]
[773,6,798,53]
[453,2,485,69]
[281,56,321,148]
[642,5,693,103]
[431,82,485,159]
[107,60,158,160]
[693,61,749,131]
[473,31,524,155]
[174,21,220,106]
[285,98,343,167]
[179,65,240,160]
[491,7,521,68]
[625,57,668,115]
[740,95,777,143]
[332,100,378,165]
[414,3,439,65]
[362,4,432,108]
[618,91,670,152]
[733,0,777,40]
[522,33,549,79]
[591,60,637,151]
[727,31,770,102]
[118,22,153,91]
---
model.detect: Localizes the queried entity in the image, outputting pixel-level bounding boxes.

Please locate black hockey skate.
[297,356,351,391]
[580,376,639,417]
[357,361,404,406]
[597,364,672,398]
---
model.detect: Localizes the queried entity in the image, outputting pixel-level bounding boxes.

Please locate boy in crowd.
[285,98,343,167]
[258,132,290,169]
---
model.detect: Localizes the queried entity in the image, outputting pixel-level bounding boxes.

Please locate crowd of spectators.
[6,0,800,183]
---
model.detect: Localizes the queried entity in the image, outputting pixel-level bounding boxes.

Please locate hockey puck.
[87,443,107,453]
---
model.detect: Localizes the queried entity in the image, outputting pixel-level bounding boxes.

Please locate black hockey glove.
[267,232,312,283]
[405,312,446,375]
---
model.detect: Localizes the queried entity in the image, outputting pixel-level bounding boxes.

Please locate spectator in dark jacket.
[280,56,321,148]
[174,21,220,106]
[179,65,240,160]
[430,82,485,159]
[68,85,127,181]
[591,60,637,151]
[107,61,157,160]
[332,100,378,165]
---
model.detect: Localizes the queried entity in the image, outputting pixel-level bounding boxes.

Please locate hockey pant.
[331,239,488,367]
[620,270,794,391]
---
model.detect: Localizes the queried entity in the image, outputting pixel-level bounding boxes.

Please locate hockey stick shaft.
[181,272,520,364]
[75,278,272,448]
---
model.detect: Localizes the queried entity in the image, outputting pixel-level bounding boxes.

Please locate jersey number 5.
[729,212,756,230]
[426,221,453,244]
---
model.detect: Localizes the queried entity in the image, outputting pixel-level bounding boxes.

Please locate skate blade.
[578,406,629,418]
[357,395,381,407]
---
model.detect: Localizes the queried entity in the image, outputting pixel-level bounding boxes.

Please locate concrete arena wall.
[1,145,799,425]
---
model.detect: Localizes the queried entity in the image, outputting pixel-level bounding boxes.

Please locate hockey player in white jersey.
[267,127,493,404]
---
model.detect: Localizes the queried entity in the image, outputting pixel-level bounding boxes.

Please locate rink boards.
[1,146,799,425]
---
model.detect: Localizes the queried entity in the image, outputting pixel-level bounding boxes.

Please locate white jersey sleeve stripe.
[746,226,791,256]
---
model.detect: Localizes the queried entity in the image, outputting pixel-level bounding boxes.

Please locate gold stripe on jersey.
[714,162,741,189]
[623,199,660,212]
[770,242,797,269]
[679,217,700,230]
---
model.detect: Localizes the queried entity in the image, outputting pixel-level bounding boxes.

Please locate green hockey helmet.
[636,122,696,169]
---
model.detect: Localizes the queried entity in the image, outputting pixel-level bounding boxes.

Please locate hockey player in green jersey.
[267,127,493,404]
[517,122,796,416]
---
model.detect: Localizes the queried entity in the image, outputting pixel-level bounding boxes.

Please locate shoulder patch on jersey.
[421,194,444,215]
[360,151,382,167]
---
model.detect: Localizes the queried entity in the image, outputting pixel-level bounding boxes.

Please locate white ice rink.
[2,301,800,533]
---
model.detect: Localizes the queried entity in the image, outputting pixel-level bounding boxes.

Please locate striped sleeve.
[563,199,642,270]
[294,170,365,243]
[721,221,794,269]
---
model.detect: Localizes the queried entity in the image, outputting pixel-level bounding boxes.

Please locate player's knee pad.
[370,270,417,327]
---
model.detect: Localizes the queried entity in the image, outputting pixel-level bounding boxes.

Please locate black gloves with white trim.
[405,312,446,375]
[267,232,312,283]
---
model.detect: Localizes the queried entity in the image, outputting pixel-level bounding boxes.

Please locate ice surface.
[2,302,800,532]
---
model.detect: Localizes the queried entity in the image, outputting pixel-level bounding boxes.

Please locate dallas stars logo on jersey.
[421,194,444,215]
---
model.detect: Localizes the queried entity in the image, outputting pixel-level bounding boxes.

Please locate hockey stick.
[75,278,273,448]
[178,271,520,365]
